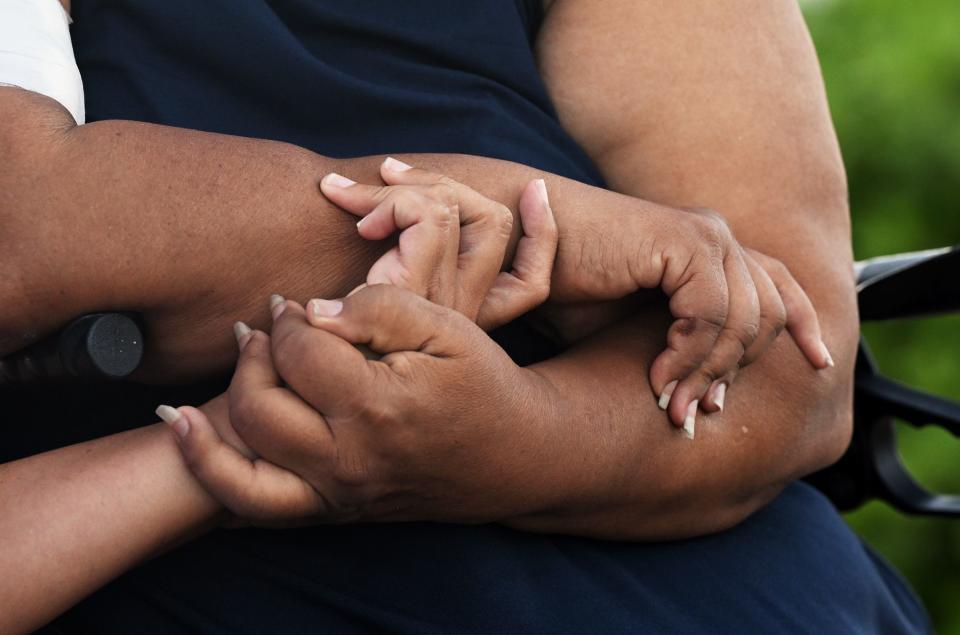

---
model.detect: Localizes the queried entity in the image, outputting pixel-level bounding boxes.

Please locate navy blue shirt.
[43,1,933,632]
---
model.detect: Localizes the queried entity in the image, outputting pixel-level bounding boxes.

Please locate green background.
[802,0,960,631]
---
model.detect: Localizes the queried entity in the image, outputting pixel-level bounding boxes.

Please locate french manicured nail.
[714,382,727,411]
[821,341,835,368]
[658,380,678,410]
[233,321,252,349]
[323,173,356,188]
[270,294,286,319]
[683,400,698,440]
[310,298,343,318]
[534,178,550,209]
[356,215,373,232]
[383,156,413,172]
[156,404,189,439]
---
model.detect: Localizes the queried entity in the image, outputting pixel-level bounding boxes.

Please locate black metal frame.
[807,246,960,515]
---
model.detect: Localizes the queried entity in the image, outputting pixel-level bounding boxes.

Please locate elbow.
[804,377,855,475]
[0,86,75,213]
[0,87,75,196]
[805,294,859,475]
[0,87,75,351]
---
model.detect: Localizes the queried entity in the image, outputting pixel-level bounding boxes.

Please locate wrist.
[508,365,584,515]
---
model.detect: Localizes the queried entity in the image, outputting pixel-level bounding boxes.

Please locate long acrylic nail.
[683,400,698,439]
[383,156,413,172]
[322,173,356,188]
[821,341,835,368]
[658,380,678,410]
[534,178,550,209]
[156,404,189,439]
[714,383,727,411]
[233,321,252,350]
[270,294,286,320]
[310,298,343,318]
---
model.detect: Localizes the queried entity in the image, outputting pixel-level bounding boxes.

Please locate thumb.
[157,405,325,523]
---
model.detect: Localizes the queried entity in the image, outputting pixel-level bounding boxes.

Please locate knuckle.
[370,185,393,204]
[393,188,422,212]
[531,278,551,306]
[491,202,514,237]
[694,365,721,386]
[767,256,790,280]
[690,208,731,246]
[428,182,459,208]
[359,393,400,429]
[331,452,380,490]
[431,201,458,230]
[735,319,761,344]
[437,174,459,189]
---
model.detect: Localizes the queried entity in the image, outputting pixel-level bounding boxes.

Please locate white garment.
[0,0,85,124]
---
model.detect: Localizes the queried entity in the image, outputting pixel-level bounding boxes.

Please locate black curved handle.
[0,313,144,385]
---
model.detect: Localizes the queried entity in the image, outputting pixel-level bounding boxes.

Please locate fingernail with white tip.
[658,380,678,410]
[156,405,189,439]
[322,173,356,188]
[683,400,698,439]
[821,341,835,368]
[233,321,252,349]
[714,383,727,411]
[270,294,286,320]
[535,178,550,209]
[310,298,343,318]
[383,156,413,172]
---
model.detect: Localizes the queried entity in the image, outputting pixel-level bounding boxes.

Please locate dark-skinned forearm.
[0,86,636,372]
[0,418,223,635]
[508,284,853,541]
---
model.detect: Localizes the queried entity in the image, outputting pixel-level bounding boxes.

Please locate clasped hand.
[159,158,830,525]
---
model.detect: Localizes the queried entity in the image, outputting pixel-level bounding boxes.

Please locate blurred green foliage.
[802,0,960,631]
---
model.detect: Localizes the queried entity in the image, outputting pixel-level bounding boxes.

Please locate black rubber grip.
[0,313,144,385]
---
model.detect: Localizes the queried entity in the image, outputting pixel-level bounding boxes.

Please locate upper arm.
[536,0,850,256]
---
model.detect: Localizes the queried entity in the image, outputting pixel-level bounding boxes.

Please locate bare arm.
[500,0,856,537]
[0,408,222,634]
[0,86,676,381]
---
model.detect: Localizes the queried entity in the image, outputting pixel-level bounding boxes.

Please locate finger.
[228,327,336,476]
[306,285,478,358]
[477,179,558,330]
[699,251,784,412]
[381,157,514,319]
[739,251,787,366]
[648,247,729,414]
[319,172,390,223]
[321,174,457,301]
[748,249,833,369]
[159,405,325,523]
[360,189,459,306]
[667,245,760,429]
[275,299,392,417]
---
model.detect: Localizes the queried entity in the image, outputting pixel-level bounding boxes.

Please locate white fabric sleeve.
[0,0,85,124]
